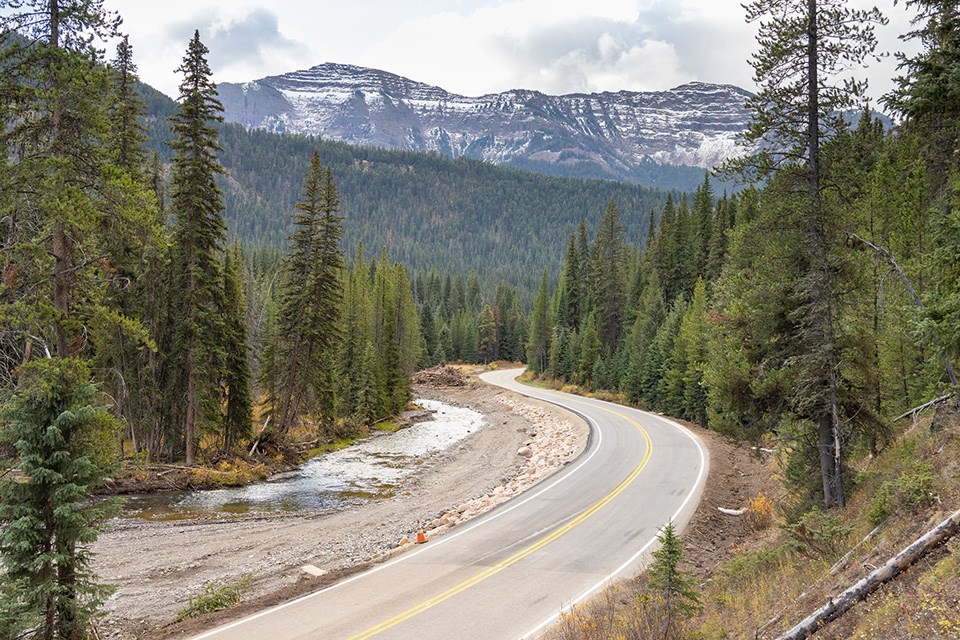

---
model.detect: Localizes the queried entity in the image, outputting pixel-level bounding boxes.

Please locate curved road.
[192,368,708,640]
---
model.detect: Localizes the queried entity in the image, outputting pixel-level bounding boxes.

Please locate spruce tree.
[478,304,498,364]
[527,272,552,374]
[221,241,253,450]
[269,152,344,435]
[166,30,228,464]
[107,35,148,177]
[591,201,628,350]
[0,358,121,640]
[647,521,700,639]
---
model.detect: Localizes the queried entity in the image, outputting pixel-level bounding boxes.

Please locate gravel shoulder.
[93,369,588,640]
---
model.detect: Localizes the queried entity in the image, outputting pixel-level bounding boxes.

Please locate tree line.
[523,0,960,517]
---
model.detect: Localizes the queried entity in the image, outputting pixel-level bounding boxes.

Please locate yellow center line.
[347,393,653,640]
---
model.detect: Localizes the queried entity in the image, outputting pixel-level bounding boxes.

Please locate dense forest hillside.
[138,83,680,290]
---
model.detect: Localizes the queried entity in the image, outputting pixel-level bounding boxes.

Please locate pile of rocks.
[419,398,581,537]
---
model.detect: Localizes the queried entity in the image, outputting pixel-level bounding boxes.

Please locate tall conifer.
[166,30,227,465]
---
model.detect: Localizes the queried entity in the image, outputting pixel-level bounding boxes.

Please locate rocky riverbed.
[92,369,588,639]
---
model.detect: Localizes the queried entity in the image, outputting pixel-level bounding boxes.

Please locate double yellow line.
[348,396,653,640]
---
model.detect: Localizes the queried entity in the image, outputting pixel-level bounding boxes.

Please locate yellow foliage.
[746,492,775,530]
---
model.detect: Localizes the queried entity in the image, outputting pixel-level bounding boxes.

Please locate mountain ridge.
[218,62,753,184]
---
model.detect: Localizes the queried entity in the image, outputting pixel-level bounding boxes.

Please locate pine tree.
[220,241,253,450]
[647,521,700,639]
[166,30,228,465]
[269,152,344,435]
[736,0,886,509]
[527,272,552,374]
[0,0,121,370]
[0,358,121,640]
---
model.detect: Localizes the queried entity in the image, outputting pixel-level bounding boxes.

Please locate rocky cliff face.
[218,63,753,182]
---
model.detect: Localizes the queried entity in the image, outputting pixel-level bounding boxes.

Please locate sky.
[105,0,918,103]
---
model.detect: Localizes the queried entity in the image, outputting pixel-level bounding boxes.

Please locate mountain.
[137,82,675,291]
[217,63,752,186]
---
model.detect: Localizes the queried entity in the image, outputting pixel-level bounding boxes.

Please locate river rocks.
[425,398,581,533]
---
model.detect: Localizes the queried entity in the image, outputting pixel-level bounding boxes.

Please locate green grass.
[175,575,254,621]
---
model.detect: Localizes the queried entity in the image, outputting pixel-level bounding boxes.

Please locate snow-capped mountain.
[218,63,753,183]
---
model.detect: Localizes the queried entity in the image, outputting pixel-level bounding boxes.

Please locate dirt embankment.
[93,367,588,640]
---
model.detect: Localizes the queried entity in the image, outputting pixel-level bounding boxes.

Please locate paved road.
[192,368,708,640]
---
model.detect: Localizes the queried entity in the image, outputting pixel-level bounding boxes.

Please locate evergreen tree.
[735,0,886,509]
[0,0,121,370]
[478,304,498,363]
[691,172,714,278]
[579,315,602,387]
[268,152,344,435]
[591,201,628,350]
[557,235,582,330]
[647,521,700,639]
[527,272,552,374]
[166,30,228,464]
[886,0,960,185]
[670,278,710,424]
[220,241,253,450]
[107,35,148,176]
[0,358,121,640]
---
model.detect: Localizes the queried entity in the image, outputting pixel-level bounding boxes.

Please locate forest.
[521,0,959,515]
[137,80,679,293]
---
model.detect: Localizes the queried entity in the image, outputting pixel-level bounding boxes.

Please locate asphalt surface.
[190,368,709,640]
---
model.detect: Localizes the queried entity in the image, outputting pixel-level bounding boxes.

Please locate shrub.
[175,575,253,621]
[866,462,937,526]
[746,492,775,530]
[784,509,851,560]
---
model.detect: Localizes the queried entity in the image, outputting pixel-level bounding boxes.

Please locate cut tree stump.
[776,508,960,639]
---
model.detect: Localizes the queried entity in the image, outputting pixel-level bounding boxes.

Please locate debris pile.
[413,365,466,387]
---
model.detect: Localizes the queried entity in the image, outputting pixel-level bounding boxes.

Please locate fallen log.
[776,508,960,639]
[893,394,954,423]
[718,507,746,516]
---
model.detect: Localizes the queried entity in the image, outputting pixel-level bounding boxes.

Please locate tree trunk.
[185,350,195,465]
[776,509,960,639]
[806,0,844,509]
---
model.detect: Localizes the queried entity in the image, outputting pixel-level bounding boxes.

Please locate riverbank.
[92,366,589,639]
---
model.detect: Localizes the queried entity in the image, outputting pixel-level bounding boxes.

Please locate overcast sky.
[105,0,918,103]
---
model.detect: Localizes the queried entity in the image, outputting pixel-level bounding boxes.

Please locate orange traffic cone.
[416,519,427,544]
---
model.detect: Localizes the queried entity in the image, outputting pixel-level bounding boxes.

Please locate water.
[121,399,484,521]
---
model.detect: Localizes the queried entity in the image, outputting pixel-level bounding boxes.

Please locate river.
[121,399,484,521]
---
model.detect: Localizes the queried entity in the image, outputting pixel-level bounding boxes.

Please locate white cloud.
[105,0,919,103]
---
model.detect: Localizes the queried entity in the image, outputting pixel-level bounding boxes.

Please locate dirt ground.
[91,374,769,640]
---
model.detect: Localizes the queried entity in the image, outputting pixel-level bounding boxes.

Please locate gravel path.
[92,374,587,639]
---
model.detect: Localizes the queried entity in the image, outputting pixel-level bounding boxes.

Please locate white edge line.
[190,370,603,640]
[518,401,710,640]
